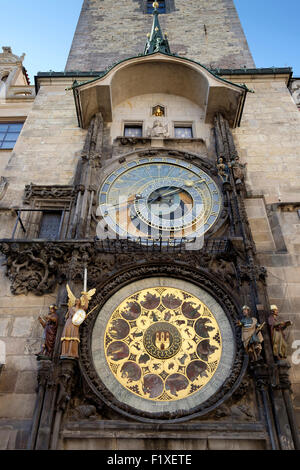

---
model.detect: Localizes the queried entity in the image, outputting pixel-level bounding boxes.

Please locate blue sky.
[1,0,299,82]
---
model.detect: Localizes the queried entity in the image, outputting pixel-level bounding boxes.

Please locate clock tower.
[0,0,299,452]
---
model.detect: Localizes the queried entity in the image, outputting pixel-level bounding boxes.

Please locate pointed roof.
[144,2,171,55]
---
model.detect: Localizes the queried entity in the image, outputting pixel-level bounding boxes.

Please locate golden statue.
[268,305,292,360]
[153,105,164,117]
[60,284,96,359]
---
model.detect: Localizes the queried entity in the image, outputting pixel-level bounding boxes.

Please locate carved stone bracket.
[37,359,53,389]
[116,136,151,146]
[56,358,78,412]
[249,362,272,391]
[239,264,268,284]
[23,184,75,205]
[275,360,292,391]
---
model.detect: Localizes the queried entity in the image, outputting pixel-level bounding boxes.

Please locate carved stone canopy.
[73,54,247,128]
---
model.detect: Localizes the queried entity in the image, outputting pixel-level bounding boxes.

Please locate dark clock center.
[147,186,192,217]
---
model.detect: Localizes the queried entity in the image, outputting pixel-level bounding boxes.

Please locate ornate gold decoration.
[104,287,222,401]
[152,105,165,117]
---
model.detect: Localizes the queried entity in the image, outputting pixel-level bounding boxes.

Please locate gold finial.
[155,27,159,32]
[147,33,151,38]
[165,32,168,38]
[153,1,159,8]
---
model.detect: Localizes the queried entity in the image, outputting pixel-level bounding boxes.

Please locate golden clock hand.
[184,179,205,187]
[156,179,206,199]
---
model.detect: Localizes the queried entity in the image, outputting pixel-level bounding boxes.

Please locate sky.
[1,0,299,83]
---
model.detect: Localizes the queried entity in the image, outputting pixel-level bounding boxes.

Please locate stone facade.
[231,72,300,430]
[290,78,300,110]
[66,0,255,72]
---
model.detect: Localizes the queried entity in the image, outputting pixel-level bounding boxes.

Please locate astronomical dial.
[90,277,239,420]
[103,287,222,402]
[98,157,222,240]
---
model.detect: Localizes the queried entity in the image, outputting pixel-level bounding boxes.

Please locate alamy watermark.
[0,340,6,366]
[292,340,300,365]
[96,196,206,250]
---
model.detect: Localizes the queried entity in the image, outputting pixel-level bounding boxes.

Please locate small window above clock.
[174,125,193,139]
[124,124,143,138]
[147,1,166,14]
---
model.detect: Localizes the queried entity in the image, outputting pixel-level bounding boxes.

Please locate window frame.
[123,122,144,138]
[143,0,175,14]
[173,122,195,139]
[0,121,24,150]
[146,0,166,14]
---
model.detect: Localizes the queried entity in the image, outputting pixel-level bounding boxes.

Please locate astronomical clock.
[98,157,222,241]
[76,153,247,423]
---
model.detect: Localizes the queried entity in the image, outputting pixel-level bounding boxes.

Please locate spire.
[144,2,171,55]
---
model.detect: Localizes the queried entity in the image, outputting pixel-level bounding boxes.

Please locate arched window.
[147,1,166,14]
[1,74,9,83]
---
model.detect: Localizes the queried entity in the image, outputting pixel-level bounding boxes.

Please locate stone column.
[69,112,103,240]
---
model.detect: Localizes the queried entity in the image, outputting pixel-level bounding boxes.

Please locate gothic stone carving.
[0,177,8,201]
[23,184,74,204]
[81,112,104,168]
[0,239,243,297]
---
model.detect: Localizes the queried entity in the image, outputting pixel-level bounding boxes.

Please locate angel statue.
[60,284,96,359]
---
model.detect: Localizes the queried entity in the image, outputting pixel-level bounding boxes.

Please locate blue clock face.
[99,157,222,240]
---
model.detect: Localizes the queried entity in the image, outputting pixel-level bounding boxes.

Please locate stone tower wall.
[66,0,255,72]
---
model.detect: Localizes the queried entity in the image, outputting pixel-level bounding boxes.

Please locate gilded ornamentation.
[152,105,165,117]
[98,157,222,240]
[104,287,222,402]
